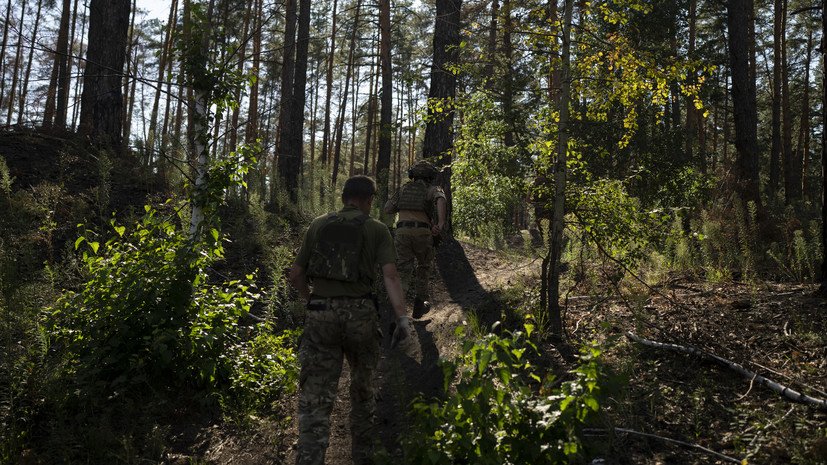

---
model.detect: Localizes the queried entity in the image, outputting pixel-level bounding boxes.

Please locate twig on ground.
[748,405,796,447]
[626,331,827,409]
[584,427,743,463]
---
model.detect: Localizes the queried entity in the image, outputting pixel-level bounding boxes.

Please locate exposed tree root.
[626,331,827,409]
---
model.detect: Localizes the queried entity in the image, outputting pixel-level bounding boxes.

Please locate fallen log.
[626,331,827,409]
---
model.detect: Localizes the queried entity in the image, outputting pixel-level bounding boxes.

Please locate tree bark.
[321,0,338,166]
[769,0,782,194]
[376,0,393,214]
[331,0,362,189]
[79,0,131,151]
[545,0,572,337]
[5,0,26,126]
[0,0,14,122]
[780,0,797,203]
[277,0,311,200]
[726,0,761,207]
[54,0,73,129]
[17,0,43,124]
[423,0,462,236]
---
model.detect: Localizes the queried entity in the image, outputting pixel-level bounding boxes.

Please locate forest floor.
[176,236,827,465]
[2,131,826,464]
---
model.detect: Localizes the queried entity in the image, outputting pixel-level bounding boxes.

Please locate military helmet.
[409,160,437,179]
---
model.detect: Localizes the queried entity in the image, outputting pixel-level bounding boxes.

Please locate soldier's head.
[408,160,437,181]
[342,175,377,210]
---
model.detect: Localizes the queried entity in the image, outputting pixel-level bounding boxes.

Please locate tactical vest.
[306,212,370,282]
[397,180,432,218]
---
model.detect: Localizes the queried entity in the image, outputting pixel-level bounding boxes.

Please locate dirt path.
[277,238,540,464]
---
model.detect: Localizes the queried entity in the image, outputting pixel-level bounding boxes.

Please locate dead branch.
[626,331,827,409]
[584,427,742,463]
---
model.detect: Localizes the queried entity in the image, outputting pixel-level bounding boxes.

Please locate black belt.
[307,294,374,311]
[397,221,430,229]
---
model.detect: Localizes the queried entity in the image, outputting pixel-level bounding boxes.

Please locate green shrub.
[46,206,259,399]
[398,326,618,464]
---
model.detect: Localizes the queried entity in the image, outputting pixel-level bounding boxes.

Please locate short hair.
[342,175,377,201]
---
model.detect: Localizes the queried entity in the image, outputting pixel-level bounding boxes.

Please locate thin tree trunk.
[800,31,812,199]
[123,0,137,149]
[321,0,338,166]
[780,0,796,203]
[332,0,362,188]
[70,1,88,130]
[0,0,14,121]
[6,0,26,126]
[376,0,393,212]
[363,39,378,174]
[769,0,782,193]
[17,0,43,124]
[54,0,72,129]
[245,0,262,144]
[545,0,571,337]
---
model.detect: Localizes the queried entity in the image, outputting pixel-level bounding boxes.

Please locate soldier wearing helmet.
[384,160,446,318]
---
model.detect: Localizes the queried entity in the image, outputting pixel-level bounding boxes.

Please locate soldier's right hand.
[391,316,411,349]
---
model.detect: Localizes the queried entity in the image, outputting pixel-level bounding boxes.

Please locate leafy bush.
[398,325,618,464]
[221,325,300,429]
[46,206,259,398]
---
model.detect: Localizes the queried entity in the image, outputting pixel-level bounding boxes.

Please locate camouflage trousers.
[394,230,435,301]
[296,297,382,465]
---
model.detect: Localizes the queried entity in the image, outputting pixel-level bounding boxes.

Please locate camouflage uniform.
[386,181,445,303]
[293,204,397,465]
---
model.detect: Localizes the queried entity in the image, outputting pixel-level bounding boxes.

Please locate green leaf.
[75,236,86,249]
[90,242,100,254]
[115,225,126,237]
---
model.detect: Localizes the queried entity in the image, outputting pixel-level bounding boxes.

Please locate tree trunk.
[5,0,26,126]
[485,0,499,87]
[245,0,262,144]
[726,0,761,207]
[820,0,827,292]
[544,0,572,338]
[780,0,796,203]
[229,0,251,152]
[79,0,131,151]
[147,0,178,156]
[332,0,362,189]
[799,31,812,200]
[769,0,782,194]
[276,0,311,200]
[122,0,137,147]
[376,0,393,215]
[321,0,338,166]
[54,0,72,129]
[0,0,14,121]
[276,0,297,193]
[423,0,462,236]
[17,0,43,124]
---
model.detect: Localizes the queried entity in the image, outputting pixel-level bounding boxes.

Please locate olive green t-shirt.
[294,204,397,297]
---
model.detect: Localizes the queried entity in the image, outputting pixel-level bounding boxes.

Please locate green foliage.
[452,93,530,242]
[569,177,673,275]
[220,325,300,429]
[398,326,619,464]
[47,207,258,397]
[0,155,13,196]
[767,213,820,283]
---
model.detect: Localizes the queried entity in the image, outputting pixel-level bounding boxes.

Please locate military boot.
[413,298,431,318]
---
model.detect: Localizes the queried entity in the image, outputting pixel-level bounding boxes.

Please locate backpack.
[396,180,431,218]
[306,212,370,282]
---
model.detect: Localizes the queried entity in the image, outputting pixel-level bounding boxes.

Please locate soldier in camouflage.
[384,160,446,318]
[289,175,410,465]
